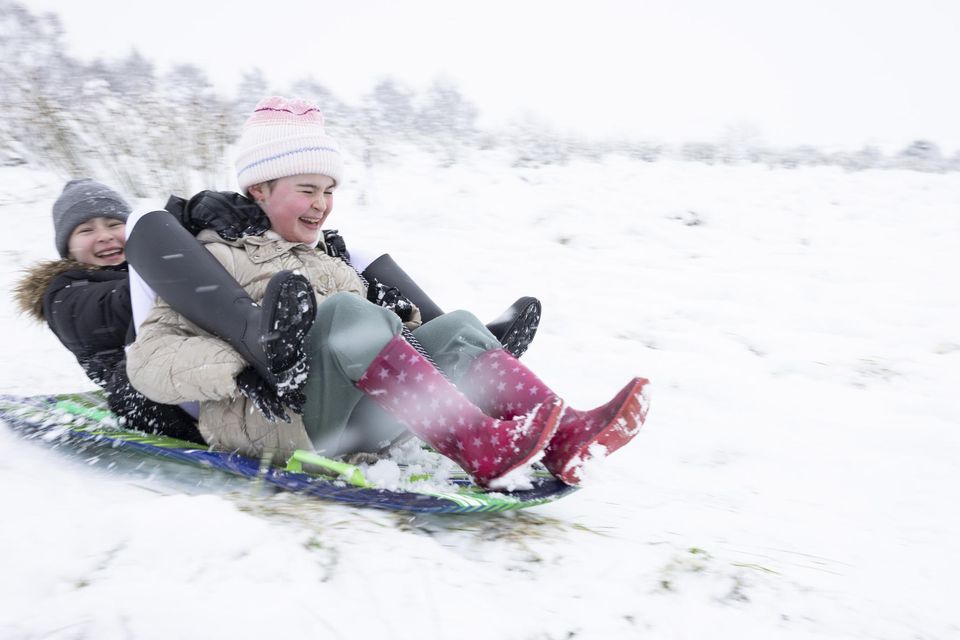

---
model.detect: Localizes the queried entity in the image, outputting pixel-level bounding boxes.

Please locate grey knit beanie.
[52,179,131,258]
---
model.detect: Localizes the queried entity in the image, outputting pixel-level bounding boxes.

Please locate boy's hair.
[235,97,343,193]
[52,179,130,258]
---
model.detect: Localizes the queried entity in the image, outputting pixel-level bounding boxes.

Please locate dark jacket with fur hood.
[15,259,202,442]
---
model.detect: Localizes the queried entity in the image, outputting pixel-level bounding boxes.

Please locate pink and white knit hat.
[234,96,344,192]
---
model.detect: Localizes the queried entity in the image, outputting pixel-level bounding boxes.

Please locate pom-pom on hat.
[234,96,344,193]
[52,179,131,258]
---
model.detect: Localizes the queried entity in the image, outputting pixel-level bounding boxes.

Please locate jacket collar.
[14,259,126,321]
[197,229,329,264]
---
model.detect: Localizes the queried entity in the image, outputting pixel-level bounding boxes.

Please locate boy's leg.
[126,209,315,392]
[125,207,200,418]
[124,207,160,334]
[361,253,541,358]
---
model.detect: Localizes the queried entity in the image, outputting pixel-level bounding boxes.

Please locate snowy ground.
[1,151,959,639]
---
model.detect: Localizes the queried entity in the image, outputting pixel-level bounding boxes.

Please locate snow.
[2,151,959,639]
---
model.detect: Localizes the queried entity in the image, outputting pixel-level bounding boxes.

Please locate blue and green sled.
[0,392,576,514]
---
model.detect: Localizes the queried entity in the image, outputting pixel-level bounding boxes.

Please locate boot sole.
[487,296,542,358]
[550,378,650,485]
[260,271,317,375]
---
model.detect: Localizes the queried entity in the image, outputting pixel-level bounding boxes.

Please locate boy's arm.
[43,271,131,355]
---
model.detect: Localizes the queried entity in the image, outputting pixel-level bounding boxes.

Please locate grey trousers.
[301,292,500,456]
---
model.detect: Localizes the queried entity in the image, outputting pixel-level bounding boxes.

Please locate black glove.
[366,278,416,323]
[104,362,204,443]
[322,228,350,260]
[236,367,291,423]
[272,360,309,416]
[166,191,270,241]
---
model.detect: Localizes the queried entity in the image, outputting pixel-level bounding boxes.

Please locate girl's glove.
[236,367,291,423]
[236,362,309,423]
[366,278,415,323]
[322,229,350,260]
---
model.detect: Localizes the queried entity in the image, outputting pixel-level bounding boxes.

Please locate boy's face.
[250,174,335,245]
[67,216,126,266]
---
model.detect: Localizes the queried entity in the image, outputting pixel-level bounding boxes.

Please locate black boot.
[483,296,542,358]
[125,209,317,387]
[361,253,542,357]
[361,253,444,320]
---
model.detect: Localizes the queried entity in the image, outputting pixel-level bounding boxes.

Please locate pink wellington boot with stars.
[356,336,564,488]
[459,349,650,485]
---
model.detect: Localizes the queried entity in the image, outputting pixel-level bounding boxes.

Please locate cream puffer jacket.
[126,229,378,463]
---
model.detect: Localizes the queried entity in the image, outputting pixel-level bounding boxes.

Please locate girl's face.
[249,174,335,245]
[67,217,126,266]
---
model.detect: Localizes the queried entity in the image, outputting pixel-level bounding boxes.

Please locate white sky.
[26,0,960,150]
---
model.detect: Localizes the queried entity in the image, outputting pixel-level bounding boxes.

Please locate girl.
[127,97,649,487]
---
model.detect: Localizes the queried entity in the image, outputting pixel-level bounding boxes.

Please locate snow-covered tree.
[415,79,478,139]
[362,79,417,140]
[0,0,86,173]
[896,140,944,172]
[411,79,479,165]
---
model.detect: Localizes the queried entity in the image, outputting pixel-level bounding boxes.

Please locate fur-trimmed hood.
[14,259,122,321]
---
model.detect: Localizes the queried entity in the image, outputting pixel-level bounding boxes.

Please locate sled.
[0,392,577,514]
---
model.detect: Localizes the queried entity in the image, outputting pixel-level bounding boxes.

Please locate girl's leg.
[299,292,404,455]
[458,349,650,485]
[355,335,562,487]
[302,299,514,456]
[343,309,503,456]
[410,309,502,380]
[407,307,651,486]
[302,293,562,486]
[342,309,500,455]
